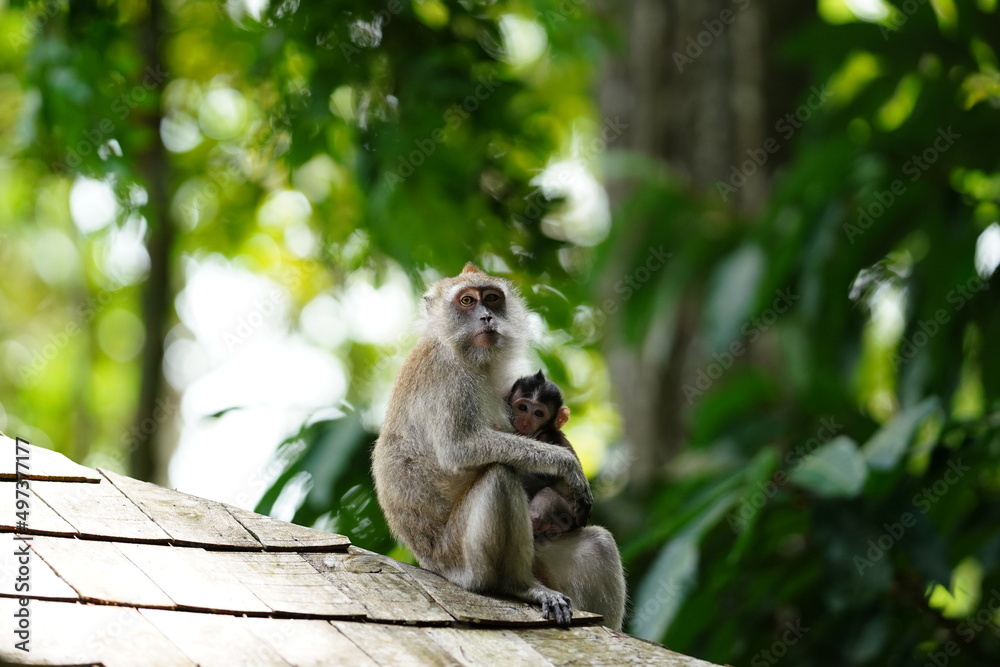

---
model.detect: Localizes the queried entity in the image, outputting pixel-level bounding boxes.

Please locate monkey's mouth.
[472,327,500,346]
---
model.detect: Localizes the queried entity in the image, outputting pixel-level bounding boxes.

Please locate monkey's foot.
[534,587,572,626]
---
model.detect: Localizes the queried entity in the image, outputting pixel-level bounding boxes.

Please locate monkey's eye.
[518,404,528,412]
[460,294,475,306]
[484,291,501,304]
[534,410,544,418]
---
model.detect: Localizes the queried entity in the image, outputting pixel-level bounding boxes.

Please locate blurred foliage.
[0,1,999,666]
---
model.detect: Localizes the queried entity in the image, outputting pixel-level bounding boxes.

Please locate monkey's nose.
[481,314,493,323]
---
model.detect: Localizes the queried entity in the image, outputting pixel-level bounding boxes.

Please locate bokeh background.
[2,0,1000,664]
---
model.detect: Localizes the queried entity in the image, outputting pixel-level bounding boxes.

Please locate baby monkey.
[507,371,591,538]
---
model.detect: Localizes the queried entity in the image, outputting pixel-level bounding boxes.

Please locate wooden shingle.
[0,437,720,666]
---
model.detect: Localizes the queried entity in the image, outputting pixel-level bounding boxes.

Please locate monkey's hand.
[539,589,573,626]
[560,466,593,527]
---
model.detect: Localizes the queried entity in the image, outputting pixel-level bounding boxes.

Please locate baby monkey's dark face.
[509,392,556,437]
[507,370,569,438]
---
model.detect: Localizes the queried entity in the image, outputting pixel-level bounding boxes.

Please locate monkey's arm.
[435,427,592,510]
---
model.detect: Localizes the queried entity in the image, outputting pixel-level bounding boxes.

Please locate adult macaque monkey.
[372,263,626,629]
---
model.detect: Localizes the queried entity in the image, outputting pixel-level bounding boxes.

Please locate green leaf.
[629,489,740,641]
[862,396,940,471]
[789,436,867,498]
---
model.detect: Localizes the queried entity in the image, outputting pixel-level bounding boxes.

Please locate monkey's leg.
[534,526,627,631]
[436,464,574,625]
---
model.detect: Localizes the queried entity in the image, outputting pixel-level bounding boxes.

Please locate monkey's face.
[509,394,554,437]
[452,286,507,349]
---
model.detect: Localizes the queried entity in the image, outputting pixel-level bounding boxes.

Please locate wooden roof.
[0,433,719,666]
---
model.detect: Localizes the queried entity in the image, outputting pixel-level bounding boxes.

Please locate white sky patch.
[102,214,150,286]
[342,269,416,344]
[975,222,1000,279]
[845,0,891,21]
[169,255,349,508]
[300,294,350,349]
[160,111,203,153]
[258,190,312,228]
[69,176,118,234]
[226,0,268,21]
[869,282,907,345]
[174,255,290,356]
[499,14,548,68]
[532,160,611,247]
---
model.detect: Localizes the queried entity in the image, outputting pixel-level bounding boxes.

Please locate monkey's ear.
[555,406,570,429]
[534,369,546,381]
[462,262,484,275]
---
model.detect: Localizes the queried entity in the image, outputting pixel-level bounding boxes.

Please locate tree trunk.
[130,0,173,484]
[598,0,806,486]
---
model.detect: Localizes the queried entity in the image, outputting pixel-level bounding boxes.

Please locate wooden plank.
[29,535,175,608]
[240,617,379,667]
[139,608,292,667]
[212,551,365,618]
[32,478,172,542]
[0,598,195,667]
[0,481,78,535]
[424,627,556,666]
[0,534,78,601]
[0,434,101,482]
[116,543,271,615]
[304,550,454,624]
[331,622,464,666]
[517,626,720,666]
[392,559,601,627]
[100,468,262,549]
[225,504,351,551]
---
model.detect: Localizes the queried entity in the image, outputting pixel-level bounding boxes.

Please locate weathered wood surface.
[305,550,454,624]
[0,440,723,667]
[226,504,351,551]
[0,434,101,482]
[33,478,173,542]
[0,598,196,667]
[0,534,78,601]
[394,558,602,626]
[0,481,78,535]
[114,542,273,614]
[211,550,365,618]
[29,535,175,607]
[101,468,263,549]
